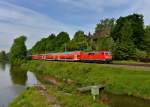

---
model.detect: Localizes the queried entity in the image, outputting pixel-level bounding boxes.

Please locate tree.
[111,14,145,50]
[68,31,88,51]
[112,19,136,60]
[55,32,70,51]
[91,18,115,51]
[31,32,70,53]
[73,31,86,42]
[128,14,145,50]
[95,37,114,51]
[31,38,47,54]
[144,26,150,53]
[110,14,147,60]
[113,41,136,60]
[46,34,56,52]
[9,36,27,64]
[31,34,57,54]
[94,18,115,38]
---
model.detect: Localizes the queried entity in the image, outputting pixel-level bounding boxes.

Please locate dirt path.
[34,85,61,107]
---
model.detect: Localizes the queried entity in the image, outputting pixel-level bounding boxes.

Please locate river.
[0,63,38,107]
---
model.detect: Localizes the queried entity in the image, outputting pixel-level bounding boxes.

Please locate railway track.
[103,63,150,71]
[111,63,150,68]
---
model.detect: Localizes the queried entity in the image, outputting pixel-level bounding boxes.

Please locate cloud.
[0,0,150,52]
[0,1,81,51]
[131,0,150,24]
[117,0,150,24]
[56,0,132,11]
[0,1,78,32]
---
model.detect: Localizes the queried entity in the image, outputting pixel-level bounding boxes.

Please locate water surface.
[0,63,38,107]
[105,91,150,107]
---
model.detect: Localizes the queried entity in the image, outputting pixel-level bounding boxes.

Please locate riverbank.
[10,87,50,107]
[10,60,150,106]
[10,85,108,107]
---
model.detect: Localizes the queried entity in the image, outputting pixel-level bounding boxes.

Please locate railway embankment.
[10,60,150,107]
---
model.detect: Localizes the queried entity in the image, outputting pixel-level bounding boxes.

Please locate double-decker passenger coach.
[32,51,112,63]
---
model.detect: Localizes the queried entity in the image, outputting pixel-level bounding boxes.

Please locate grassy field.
[9,87,50,107]
[10,60,150,107]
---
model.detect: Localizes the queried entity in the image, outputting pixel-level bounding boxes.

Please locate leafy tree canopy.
[111,13,145,50]
[9,36,27,64]
[94,18,115,38]
[68,31,88,51]
[55,32,70,51]
[31,34,56,54]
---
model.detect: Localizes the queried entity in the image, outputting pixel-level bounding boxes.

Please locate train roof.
[47,51,82,55]
[32,51,112,55]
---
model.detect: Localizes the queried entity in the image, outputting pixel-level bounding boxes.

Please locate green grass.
[9,87,50,107]
[22,61,150,98]
[45,85,107,107]
[10,60,150,107]
[9,86,107,107]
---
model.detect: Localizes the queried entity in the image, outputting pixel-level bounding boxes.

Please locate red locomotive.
[32,51,112,63]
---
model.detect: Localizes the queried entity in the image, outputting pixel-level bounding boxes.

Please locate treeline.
[31,18,115,53]
[9,13,150,64]
[31,14,150,60]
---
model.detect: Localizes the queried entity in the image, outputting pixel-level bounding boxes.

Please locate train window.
[104,52,112,55]
[101,52,104,55]
[88,53,95,55]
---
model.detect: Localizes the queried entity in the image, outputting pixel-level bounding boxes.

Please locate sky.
[0,0,150,52]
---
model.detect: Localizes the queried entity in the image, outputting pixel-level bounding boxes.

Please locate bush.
[135,49,147,60]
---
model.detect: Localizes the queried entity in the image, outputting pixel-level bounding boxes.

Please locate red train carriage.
[31,51,112,63]
[45,51,82,61]
[80,51,112,63]
[32,54,45,60]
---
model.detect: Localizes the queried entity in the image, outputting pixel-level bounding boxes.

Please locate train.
[32,51,112,63]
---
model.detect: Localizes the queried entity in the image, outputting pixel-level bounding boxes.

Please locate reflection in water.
[0,62,6,71]
[104,92,150,107]
[26,71,39,86]
[10,66,27,85]
[0,63,38,107]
